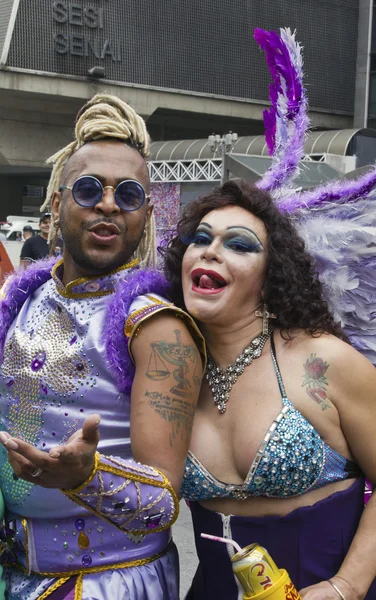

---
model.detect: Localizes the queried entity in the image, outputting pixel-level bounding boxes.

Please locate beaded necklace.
[205,329,273,414]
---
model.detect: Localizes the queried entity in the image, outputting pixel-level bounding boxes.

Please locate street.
[173,500,198,599]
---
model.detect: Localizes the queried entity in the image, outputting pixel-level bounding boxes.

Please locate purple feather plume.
[278,166,376,213]
[254,28,309,193]
[0,257,58,362]
[104,269,171,395]
[254,28,302,153]
[263,108,277,155]
[296,198,376,365]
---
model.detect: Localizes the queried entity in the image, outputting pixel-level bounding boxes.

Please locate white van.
[0,216,40,241]
[0,216,41,267]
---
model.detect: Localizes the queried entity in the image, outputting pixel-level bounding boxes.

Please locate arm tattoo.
[146,391,195,448]
[146,329,201,397]
[302,353,331,411]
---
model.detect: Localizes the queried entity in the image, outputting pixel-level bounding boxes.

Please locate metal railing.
[149,159,222,183]
[148,154,344,183]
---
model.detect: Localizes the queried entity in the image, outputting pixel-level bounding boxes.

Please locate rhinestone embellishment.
[205,329,273,414]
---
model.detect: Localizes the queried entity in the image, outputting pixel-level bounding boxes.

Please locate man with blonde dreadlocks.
[0,94,204,600]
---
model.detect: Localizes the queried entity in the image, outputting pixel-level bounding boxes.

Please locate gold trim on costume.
[148,295,172,305]
[62,455,179,535]
[63,451,101,494]
[52,258,139,299]
[124,295,173,337]
[126,303,207,370]
[21,518,29,575]
[30,540,171,578]
[74,574,83,600]
[37,577,71,600]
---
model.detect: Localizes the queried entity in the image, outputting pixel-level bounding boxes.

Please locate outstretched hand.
[0,414,101,490]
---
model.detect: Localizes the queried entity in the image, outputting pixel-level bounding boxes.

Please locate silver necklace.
[205,329,273,414]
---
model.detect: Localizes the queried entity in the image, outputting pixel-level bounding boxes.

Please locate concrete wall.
[0,116,72,168]
[0,70,353,170]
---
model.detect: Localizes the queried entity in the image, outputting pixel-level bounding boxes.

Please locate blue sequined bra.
[181,336,360,501]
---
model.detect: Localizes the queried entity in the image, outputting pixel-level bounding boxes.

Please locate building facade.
[0,0,363,220]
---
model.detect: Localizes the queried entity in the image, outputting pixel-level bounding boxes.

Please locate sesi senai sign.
[6,0,357,113]
[52,1,121,62]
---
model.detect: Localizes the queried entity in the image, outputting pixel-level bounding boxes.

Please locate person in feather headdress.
[162,28,376,600]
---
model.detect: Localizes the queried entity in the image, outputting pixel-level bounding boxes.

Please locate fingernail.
[49,451,60,458]
[0,432,9,444]
[5,439,18,450]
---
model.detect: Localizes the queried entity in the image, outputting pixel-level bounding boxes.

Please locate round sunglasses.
[59,176,150,212]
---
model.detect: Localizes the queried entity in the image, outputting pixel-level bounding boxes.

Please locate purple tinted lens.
[72,177,102,207]
[116,181,145,211]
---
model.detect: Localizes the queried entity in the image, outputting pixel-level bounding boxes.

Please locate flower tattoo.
[302,353,331,410]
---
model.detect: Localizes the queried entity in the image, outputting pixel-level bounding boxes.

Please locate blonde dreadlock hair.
[42,93,156,267]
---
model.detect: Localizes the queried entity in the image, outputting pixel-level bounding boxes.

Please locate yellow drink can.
[231,543,281,597]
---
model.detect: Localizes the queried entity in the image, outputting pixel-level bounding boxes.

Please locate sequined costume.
[182,336,375,600]
[182,338,360,501]
[0,258,203,600]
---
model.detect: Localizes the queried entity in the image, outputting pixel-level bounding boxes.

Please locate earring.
[255,303,277,335]
[49,221,60,256]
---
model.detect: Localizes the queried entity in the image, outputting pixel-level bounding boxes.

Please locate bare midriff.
[199,478,356,517]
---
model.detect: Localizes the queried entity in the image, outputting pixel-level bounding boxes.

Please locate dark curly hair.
[161,179,342,338]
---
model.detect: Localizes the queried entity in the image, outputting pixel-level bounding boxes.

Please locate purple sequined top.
[0,259,187,600]
[0,260,143,518]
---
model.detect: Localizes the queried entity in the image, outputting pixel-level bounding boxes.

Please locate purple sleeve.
[62,452,179,534]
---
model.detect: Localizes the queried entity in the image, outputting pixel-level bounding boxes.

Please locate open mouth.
[88,223,120,245]
[191,268,227,292]
[89,223,120,237]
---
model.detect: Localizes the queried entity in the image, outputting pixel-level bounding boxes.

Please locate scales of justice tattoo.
[144,329,200,447]
[145,329,200,397]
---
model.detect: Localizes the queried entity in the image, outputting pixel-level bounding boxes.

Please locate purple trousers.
[186,478,376,599]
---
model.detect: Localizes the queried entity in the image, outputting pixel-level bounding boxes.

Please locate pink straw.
[201,533,242,553]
